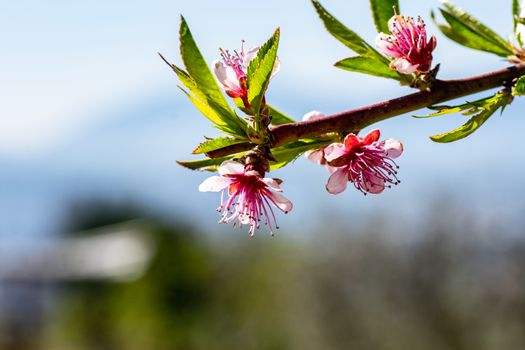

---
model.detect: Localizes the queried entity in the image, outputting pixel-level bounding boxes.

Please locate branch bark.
[207,63,525,158]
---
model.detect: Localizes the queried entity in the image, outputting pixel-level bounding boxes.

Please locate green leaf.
[312,0,388,63]
[179,16,231,113]
[513,75,525,95]
[177,155,234,172]
[268,105,295,125]
[438,1,514,56]
[370,0,399,34]
[246,28,280,115]
[430,93,511,143]
[414,96,492,118]
[270,139,331,170]
[335,56,406,81]
[433,10,513,56]
[193,137,247,154]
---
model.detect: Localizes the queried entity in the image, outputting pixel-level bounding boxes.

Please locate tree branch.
[207,63,525,158]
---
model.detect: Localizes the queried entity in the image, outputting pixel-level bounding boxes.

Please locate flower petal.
[326,168,349,194]
[268,191,293,213]
[343,134,361,151]
[198,176,232,192]
[305,149,324,164]
[262,177,283,192]
[375,33,401,58]
[218,160,245,176]
[383,139,403,158]
[363,174,385,194]
[324,143,347,162]
[243,47,259,66]
[363,129,380,145]
[391,58,419,74]
[302,110,325,122]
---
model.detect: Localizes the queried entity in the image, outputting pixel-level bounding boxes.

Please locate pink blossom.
[212,43,280,107]
[376,15,436,74]
[198,160,292,236]
[302,111,329,165]
[324,129,403,195]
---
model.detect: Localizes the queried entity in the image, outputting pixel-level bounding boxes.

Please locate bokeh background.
[2,0,525,349]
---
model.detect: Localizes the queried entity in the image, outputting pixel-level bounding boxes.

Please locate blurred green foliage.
[29,202,525,350]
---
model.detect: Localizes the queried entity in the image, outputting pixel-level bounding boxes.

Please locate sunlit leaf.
[335,56,406,80]
[370,0,399,34]
[430,93,511,143]
[193,137,248,155]
[246,29,280,116]
[437,1,514,56]
[513,75,525,95]
[312,0,388,63]
[268,105,295,125]
[177,155,235,172]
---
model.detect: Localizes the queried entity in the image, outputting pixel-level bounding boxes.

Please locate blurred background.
[2,0,525,349]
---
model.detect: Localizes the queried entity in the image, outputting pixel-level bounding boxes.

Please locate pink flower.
[198,160,292,236]
[376,15,436,74]
[213,43,280,107]
[324,129,403,195]
[302,111,329,165]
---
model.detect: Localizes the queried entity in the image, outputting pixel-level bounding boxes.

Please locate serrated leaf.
[268,105,295,125]
[414,96,492,118]
[439,1,513,56]
[178,87,230,129]
[193,137,247,154]
[246,29,280,115]
[312,0,388,63]
[335,56,406,81]
[513,75,525,95]
[434,10,512,56]
[430,93,511,143]
[514,0,525,46]
[370,0,399,34]
[177,155,234,172]
[179,16,232,113]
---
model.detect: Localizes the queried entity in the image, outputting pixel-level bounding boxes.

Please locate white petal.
[324,143,346,162]
[268,192,293,213]
[218,160,245,176]
[383,139,403,158]
[270,56,280,79]
[326,168,348,194]
[262,178,283,192]
[213,60,228,86]
[198,176,232,192]
[243,47,259,66]
[302,110,325,122]
[391,58,418,74]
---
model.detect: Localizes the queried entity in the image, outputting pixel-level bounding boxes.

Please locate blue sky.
[2,1,524,240]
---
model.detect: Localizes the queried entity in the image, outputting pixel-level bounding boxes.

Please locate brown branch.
[207,63,525,158]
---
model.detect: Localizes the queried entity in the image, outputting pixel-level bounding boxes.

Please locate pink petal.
[383,139,403,158]
[218,160,245,176]
[302,110,325,122]
[391,58,418,74]
[305,149,324,164]
[375,33,402,58]
[363,129,380,145]
[268,192,293,213]
[262,178,283,192]
[198,176,232,192]
[324,143,346,162]
[326,168,349,194]
[363,174,385,194]
[343,134,361,151]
